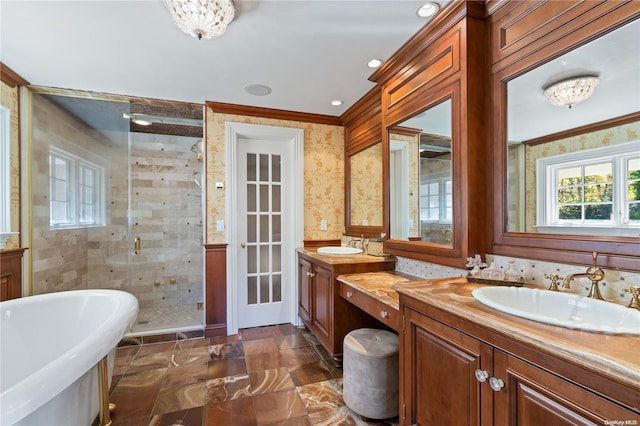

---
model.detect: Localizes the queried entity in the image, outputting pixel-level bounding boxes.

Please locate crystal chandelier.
[164,0,235,40]
[542,74,600,109]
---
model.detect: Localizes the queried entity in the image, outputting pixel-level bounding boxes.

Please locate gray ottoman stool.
[343,328,399,420]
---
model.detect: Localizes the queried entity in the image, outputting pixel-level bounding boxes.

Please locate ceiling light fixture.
[417,2,439,18]
[331,100,343,106]
[163,0,235,40]
[542,74,600,109]
[367,58,383,69]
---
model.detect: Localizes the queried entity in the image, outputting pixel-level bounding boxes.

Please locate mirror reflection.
[349,143,383,227]
[507,19,640,238]
[389,98,452,245]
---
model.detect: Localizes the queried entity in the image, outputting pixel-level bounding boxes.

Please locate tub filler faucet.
[562,252,606,300]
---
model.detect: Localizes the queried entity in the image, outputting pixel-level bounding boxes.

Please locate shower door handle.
[134,236,141,255]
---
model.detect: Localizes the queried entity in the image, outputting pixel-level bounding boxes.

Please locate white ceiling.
[0,0,442,117]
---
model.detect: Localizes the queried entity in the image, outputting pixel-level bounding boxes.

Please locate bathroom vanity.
[393,277,640,425]
[296,248,396,365]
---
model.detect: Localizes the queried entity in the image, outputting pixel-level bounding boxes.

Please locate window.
[420,178,452,222]
[537,141,640,235]
[49,146,104,228]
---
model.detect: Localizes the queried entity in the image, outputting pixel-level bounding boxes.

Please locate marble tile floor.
[104,324,399,426]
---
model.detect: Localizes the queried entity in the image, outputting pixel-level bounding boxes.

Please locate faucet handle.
[623,286,640,310]
[544,273,564,291]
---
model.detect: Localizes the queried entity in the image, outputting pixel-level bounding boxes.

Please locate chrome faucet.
[561,252,605,300]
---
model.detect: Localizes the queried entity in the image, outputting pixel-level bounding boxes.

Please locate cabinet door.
[311,264,332,345]
[298,259,312,323]
[493,350,640,425]
[402,307,493,426]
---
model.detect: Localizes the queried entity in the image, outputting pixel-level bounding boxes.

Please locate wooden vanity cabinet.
[0,248,26,301]
[400,296,639,425]
[297,250,396,364]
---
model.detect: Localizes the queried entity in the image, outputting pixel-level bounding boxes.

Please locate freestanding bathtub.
[0,289,138,425]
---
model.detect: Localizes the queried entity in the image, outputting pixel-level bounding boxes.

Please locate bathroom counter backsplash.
[394,254,639,306]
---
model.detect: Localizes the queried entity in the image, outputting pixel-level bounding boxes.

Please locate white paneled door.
[236,138,291,328]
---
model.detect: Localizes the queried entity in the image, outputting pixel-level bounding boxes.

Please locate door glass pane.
[272,155,281,182]
[260,275,270,303]
[247,153,256,181]
[273,274,282,302]
[247,184,256,212]
[260,215,269,242]
[272,244,281,272]
[272,185,281,212]
[259,154,269,182]
[260,184,269,212]
[260,245,269,271]
[248,276,257,304]
[247,245,257,273]
[247,215,256,242]
[272,215,281,242]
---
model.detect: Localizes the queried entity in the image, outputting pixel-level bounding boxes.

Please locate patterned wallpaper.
[205,108,345,244]
[523,121,640,232]
[0,80,20,250]
[349,143,382,227]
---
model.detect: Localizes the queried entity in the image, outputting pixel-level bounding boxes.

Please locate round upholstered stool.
[343,328,399,420]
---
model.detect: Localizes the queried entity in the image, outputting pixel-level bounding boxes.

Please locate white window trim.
[0,106,11,232]
[536,140,640,237]
[49,145,105,229]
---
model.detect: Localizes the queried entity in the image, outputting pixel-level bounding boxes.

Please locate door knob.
[240,242,246,248]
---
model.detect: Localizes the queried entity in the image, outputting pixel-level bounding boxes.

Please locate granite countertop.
[392,277,640,390]
[337,271,420,311]
[296,248,396,265]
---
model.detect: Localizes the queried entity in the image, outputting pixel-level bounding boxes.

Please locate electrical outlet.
[216,220,224,232]
[320,220,327,231]
[362,219,368,225]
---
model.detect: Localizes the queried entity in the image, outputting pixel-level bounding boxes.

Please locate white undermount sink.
[317,246,363,255]
[472,286,640,335]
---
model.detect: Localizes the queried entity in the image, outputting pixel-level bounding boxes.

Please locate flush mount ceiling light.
[542,74,600,109]
[245,84,272,96]
[331,100,343,106]
[163,0,235,40]
[417,2,439,18]
[367,58,383,69]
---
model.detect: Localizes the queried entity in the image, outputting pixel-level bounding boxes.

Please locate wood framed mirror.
[490,3,640,271]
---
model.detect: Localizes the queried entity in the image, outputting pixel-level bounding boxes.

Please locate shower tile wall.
[30,95,203,315]
[125,132,203,310]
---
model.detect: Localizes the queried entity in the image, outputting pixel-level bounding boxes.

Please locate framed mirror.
[492,14,640,270]
[349,142,383,228]
[345,142,385,238]
[389,98,452,244]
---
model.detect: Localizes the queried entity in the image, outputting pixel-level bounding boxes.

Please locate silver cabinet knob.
[489,377,505,392]
[474,369,489,382]
[380,310,389,318]
[346,291,353,298]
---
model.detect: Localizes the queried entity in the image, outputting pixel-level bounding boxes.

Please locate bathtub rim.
[0,289,138,425]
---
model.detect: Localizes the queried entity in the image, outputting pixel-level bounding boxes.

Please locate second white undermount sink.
[317,246,363,255]
[472,286,640,335]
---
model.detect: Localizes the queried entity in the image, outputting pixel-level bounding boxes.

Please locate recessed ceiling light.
[245,84,272,96]
[417,2,439,18]
[367,58,383,68]
[331,100,343,106]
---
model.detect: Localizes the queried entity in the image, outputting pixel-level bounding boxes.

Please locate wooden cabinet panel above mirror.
[490,0,640,271]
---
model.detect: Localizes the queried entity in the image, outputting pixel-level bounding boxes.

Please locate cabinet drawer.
[339,282,400,332]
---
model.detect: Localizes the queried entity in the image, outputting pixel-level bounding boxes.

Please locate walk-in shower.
[28,90,204,336]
